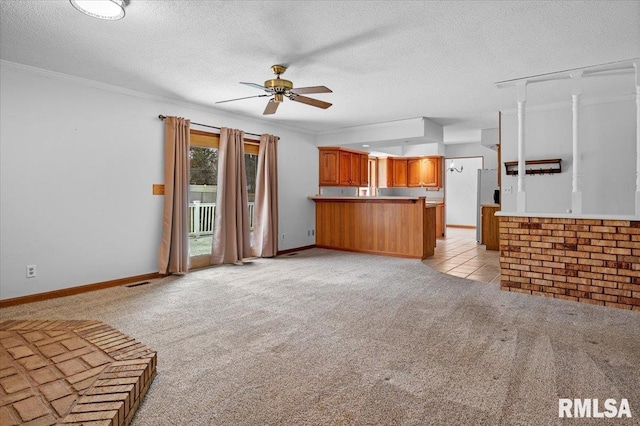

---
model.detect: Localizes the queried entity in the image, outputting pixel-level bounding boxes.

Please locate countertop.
[496,211,640,221]
[309,196,444,207]
[309,196,424,201]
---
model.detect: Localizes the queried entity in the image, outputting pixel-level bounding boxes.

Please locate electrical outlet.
[26,265,36,278]
[281,234,285,240]
[503,186,513,194]
[311,229,315,236]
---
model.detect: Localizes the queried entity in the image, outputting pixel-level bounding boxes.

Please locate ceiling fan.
[215,65,332,115]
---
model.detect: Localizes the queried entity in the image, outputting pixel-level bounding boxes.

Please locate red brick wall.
[499,216,640,311]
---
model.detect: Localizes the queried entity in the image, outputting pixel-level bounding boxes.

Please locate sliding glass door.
[188,130,258,269]
[188,145,218,268]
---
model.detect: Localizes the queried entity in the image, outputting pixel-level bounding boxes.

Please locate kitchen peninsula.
[309,196,436,259]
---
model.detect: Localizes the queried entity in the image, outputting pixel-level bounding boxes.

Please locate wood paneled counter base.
[310,196,436,259]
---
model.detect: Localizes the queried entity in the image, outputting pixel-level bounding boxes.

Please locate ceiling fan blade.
[290,86,332,95]
[289,94,332,109]
[215,94,270,104]
[263,100,280,115]
[240,82,272,92]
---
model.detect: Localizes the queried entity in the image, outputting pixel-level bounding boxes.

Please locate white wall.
[402,143,445,156]
[445,157,484,226]
[445,143,498,170]
[500,97,636,215]
[480,128,499,149]
[0,62,318,300]
[580,100,636,215]
[316,117,443,148]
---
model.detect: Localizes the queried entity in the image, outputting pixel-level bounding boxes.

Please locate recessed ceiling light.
[70,0,126,20]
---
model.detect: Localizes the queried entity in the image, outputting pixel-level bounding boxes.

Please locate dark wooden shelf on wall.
[504,159,562,176]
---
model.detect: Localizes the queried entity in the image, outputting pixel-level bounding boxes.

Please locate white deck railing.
[189,202,254,236]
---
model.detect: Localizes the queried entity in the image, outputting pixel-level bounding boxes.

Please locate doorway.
[188,130,259,269]
[444,156,483,228]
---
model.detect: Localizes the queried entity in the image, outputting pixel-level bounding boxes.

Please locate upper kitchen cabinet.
[319,148,340,185]
[385,156,442,188]
[319,147,369,187]
[408,157,442,188]
[388,158,408,187]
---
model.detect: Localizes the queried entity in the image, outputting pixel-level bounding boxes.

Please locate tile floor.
[422,227,501,284]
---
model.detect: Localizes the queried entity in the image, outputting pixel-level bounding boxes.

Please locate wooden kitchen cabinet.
[360,154,368,186]
[407,158,422,187]
[319,147,369,187]
[481,204,500,251]
[388,158,408,187]
[386,156,442,188]
[319,148,340,185]
[408,157,442,188]
[348,152,369,187]
[436,203,445,238]
[339,150,353,185]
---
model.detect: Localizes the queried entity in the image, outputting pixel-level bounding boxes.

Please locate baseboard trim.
[277,245,316,256]
[0,272,163,308]
[446,224,477,229]
[315,245,425,260]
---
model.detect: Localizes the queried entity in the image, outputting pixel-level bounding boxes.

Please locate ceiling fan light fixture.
[264,78,293,92]
[70,0,126,20]
[274,93,284,103]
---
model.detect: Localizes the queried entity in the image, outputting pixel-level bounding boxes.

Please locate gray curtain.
[211,128,251,264]
[158,116,190,274]
[253,134,279,257]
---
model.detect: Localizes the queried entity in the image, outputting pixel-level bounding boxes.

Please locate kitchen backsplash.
[318,186,444,200]
[319,187,359,196]
[378,187,444,199]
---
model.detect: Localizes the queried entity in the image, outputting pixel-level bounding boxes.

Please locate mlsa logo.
[559,398,632,418]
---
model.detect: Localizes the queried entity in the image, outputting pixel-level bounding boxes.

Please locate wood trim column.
[571,71,583,214]
[516,81,527,213]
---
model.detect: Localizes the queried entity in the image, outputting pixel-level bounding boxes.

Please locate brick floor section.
[0,320,156,426]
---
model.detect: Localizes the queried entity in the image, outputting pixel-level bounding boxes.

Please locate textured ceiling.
[1,1,638,142]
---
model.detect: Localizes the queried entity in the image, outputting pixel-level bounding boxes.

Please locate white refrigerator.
[476,169,498,243]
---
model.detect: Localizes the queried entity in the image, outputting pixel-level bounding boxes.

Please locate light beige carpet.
[1,248,638,425]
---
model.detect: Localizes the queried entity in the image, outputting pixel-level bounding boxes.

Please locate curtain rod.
[158,115,262,138]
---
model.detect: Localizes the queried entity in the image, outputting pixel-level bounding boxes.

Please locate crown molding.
[0,60,316,136]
